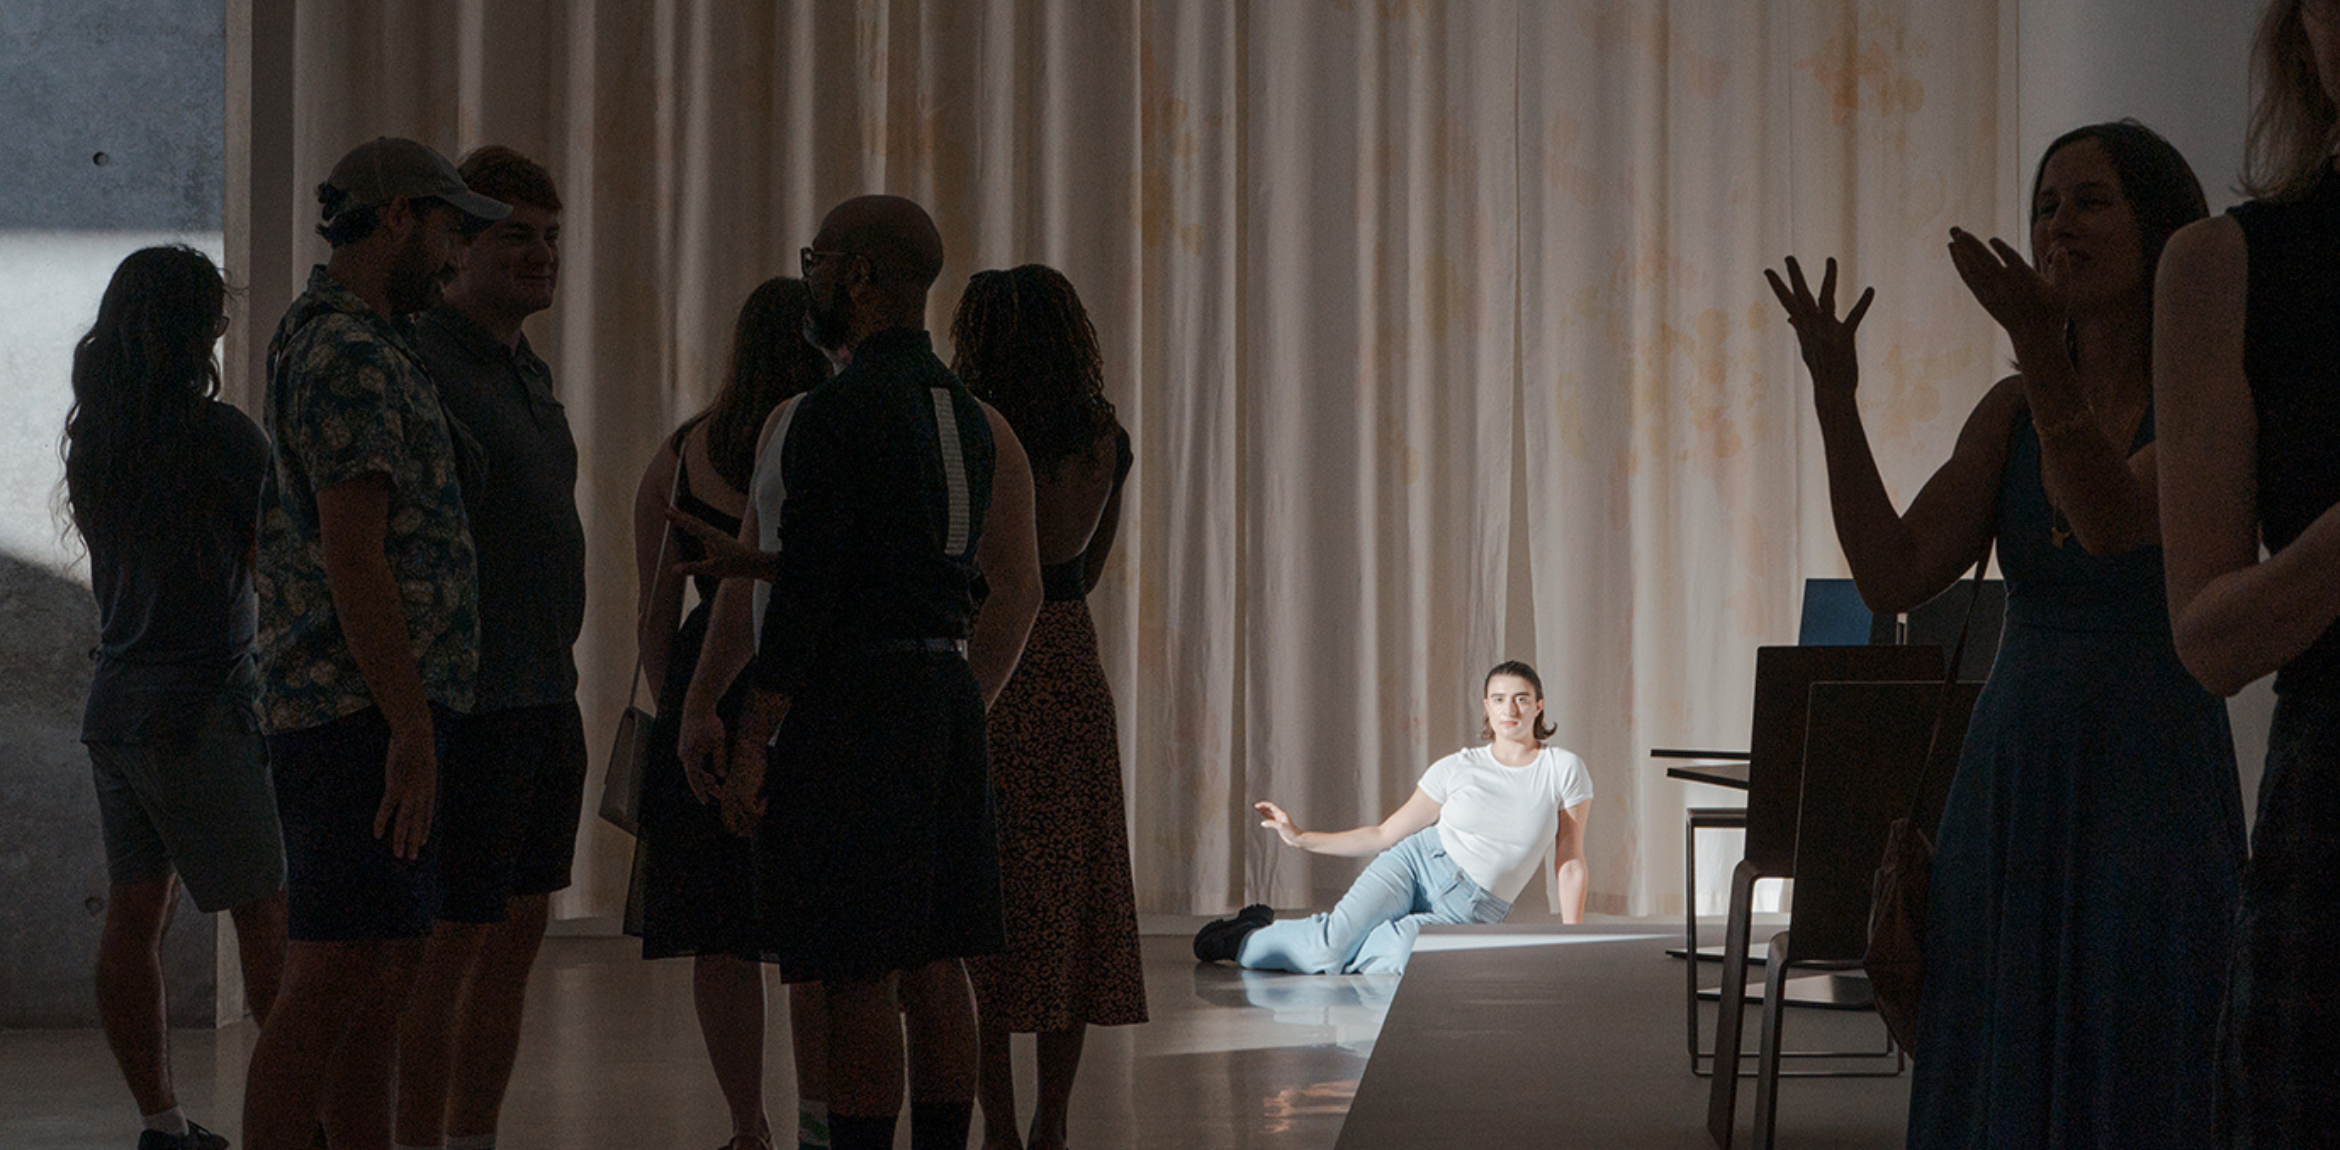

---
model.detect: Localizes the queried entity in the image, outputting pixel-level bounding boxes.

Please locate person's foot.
[136,1123,228,1150]
[1192,904,1274,962]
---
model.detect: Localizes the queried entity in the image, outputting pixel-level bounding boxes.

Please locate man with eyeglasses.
[673,194,1040,1150]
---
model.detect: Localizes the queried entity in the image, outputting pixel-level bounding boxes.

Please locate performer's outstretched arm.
[1254,788,1442,859]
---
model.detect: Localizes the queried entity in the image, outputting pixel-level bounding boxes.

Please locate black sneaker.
[1192,903,1275,962]
[137,1122,227,1150]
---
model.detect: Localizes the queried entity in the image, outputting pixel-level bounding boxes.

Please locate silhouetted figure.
[949,265,1146,1150]
[396,144,583,1150]
[66,244,287,1150]
[669,195,1041,1150]
[2156,2,2340,1142]
[238,136,506,1150]
[628,276,832,1150]
[1768,122,2239,1148]
[1195,661,1593,975]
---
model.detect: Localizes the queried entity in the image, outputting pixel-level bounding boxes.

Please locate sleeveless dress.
[1906,415,2245,1149]
[966,433,1148,1031]
[624,423,766,960]
[2216,172,2340,1147]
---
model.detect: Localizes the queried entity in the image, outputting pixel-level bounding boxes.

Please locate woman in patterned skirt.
[951,265,1146,1150]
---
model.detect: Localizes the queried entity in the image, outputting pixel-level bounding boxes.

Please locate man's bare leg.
[442,893,551,1144]
[394,919,488,1146]
[244,937,424,1150]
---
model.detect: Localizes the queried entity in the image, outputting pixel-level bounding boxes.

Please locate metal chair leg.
[1706,861,1760,1149]
[1751,930,1792,1150]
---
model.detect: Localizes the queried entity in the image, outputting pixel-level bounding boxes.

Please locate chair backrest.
[1783,679,1982,965]
[1903,578,2006,680]
[1743,645,1943,876]
[1796,579,1876,647]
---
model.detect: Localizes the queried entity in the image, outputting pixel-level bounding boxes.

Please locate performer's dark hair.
[1481,660,1558,742]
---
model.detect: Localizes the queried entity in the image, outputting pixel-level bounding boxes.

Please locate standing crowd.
[55,2,2340,1149]
[68,133,1147,1150]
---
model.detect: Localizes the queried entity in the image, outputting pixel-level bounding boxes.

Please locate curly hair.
[949,264,1117,479]
[61,246,231,552]
[456,144,562,214]
[698,277,830,491]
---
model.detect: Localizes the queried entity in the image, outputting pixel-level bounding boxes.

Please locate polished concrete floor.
[2,923,1397,1150]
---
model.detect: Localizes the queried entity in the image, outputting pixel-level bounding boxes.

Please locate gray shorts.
[87,693,286,913]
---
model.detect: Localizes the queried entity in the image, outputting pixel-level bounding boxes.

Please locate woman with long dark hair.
[2157,2,2340,1142]
[950,265,1146,1150]
[627,276,831,1150]
[1769,122,2241,1147]
[65,245,286,1150]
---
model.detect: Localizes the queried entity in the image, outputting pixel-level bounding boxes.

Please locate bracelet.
[2033,406,2095,442]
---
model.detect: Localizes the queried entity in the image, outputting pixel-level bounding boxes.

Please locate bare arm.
[632,442,684,691]
[2156,217,2340,695]
[1255,788,1444,859]
[1767,256,2012,612]
[1948,228,2159,554]
[677,407,791,802]
[969,406,1041,708]
[315,475,434,860]
[1552,800,1591,924]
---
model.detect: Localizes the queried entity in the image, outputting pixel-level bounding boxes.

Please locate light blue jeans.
[1236,826,1512,975]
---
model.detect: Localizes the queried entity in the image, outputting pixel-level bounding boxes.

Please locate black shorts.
[436,700,589,924]
[758,651,1005,982]
[268,705,448,942]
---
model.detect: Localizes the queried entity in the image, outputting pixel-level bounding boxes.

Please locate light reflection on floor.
[2,931,1393,1150]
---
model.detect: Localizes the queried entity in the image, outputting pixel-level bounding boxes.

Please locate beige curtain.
[245,0,2016,920]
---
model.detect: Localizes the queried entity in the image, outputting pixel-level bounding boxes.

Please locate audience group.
[55,2,2340,1149]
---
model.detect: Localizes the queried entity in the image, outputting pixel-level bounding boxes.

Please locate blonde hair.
[2242,0,2340,201]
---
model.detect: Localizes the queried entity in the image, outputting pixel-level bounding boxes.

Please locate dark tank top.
[668,420,743,605]
[2232,172,2340,695]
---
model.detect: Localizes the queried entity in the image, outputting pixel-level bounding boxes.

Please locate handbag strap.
[625,447,687,712]
[1902,540,1994,825]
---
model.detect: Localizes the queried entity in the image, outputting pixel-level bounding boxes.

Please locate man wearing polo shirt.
[395,145,586,1150]
[241,137,506,1150]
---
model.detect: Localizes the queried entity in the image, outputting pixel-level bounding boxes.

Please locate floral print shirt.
[256,265,478,733]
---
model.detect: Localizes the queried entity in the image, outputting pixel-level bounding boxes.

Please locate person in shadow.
[65,245,287,1150]
[1768,121,2241,1148]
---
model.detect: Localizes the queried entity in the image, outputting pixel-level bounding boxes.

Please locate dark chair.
[1681,644,1940,1077]
[1708,678,1979,1149]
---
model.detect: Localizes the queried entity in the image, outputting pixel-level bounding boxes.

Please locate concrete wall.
[0,0,227,1028]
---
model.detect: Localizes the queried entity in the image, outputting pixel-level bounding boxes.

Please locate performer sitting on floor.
[1194,661,1593,975]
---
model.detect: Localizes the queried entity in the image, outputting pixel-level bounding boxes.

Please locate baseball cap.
[323,136,512,223]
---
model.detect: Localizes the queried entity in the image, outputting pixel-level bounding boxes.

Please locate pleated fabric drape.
[249,0,2014,920]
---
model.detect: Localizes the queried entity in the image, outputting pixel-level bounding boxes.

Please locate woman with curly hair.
[950,265,1144,1150]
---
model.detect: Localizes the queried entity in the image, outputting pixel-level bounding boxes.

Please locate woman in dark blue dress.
[1768,122,2243,1148]
[2157,2,2340,1143]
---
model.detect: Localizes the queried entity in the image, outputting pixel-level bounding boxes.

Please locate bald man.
[673,195,1041,1150]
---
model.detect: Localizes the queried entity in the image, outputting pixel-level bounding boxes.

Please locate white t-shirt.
[1418,745,1595,904]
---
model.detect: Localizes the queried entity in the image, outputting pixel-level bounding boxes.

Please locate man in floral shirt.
[239,136,507,1150]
